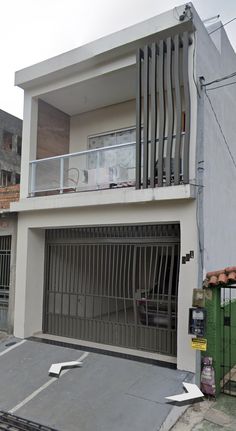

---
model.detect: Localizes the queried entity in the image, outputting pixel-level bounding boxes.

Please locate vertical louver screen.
[136,31,191,189]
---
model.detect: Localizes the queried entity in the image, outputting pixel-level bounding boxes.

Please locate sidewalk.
[171,394,236,430]
[0,331,7,341]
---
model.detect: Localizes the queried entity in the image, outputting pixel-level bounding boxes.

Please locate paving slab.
[0,339,193,431]
[172,393,236,431]
[204,408,232,427]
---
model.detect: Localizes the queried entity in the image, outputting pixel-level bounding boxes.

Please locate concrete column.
[20,94,38,199]
[177,220,198,373]
[14,221,45,338]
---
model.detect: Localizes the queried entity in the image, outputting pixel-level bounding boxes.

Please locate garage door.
[43,224,180,356]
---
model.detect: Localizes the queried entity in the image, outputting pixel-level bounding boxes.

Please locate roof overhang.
[15,4,195,91]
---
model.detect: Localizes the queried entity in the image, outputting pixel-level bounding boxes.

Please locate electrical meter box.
[188,307,206,337]
[192,289,205,307]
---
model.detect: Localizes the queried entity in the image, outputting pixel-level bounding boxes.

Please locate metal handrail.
[29,141,137,195]
[29,133,185,195]
[30,141,136,164]
[29,133,185,164]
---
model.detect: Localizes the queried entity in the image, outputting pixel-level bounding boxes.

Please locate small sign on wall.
[191,338,207,351]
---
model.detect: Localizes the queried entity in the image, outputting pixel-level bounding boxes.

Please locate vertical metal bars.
[136,49,142,189]
[150,43,157,188]
[221,286,236,397]
[44,225,180,357]
[135,32,191,188]
[165,37,174,186]
[157,40,165,187]
[174,34,182,185]
[182,31,191,184]
[143,45,150,189]
[0,236,11,330]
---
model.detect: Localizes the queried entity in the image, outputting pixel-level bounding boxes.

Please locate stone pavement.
[171,394,236,430]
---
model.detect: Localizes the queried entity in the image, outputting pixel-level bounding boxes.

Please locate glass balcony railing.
[29,142,136,196]
[28,133,185,196]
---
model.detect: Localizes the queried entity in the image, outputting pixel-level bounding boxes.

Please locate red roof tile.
[205,266,236,287]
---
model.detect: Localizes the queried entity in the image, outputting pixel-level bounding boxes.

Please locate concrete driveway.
[0,337,192,431]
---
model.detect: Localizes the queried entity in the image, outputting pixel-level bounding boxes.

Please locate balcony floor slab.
[11,185,195,213]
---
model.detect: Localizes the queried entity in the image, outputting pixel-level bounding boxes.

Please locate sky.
[2,0,236,119]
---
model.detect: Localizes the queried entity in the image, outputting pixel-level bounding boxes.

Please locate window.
[88,127,136,151]
[3,131,13,151]
[17,136,22,156]
[87,127,137,170]
[1,171,12,187]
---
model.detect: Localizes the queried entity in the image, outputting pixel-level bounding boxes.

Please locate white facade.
[11,4,236,374]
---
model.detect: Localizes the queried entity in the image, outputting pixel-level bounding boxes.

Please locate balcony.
[24,30,192,199]
[29,142,136,196]
[29,133,185,197]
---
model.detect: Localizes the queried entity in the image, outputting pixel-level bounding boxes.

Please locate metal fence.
[44,225,180,357]
[221,286,236,396]
[0,236,11,331]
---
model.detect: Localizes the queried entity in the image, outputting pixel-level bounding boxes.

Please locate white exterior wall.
[70,100,135,153]
[20,94,38,199]
[14,199,198,372]
[194,16,236,274]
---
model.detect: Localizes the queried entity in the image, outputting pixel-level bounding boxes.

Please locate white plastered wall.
[194,15,236,274]
[70,100,136,153]
[20,93,38,199]
[14,199,198,372]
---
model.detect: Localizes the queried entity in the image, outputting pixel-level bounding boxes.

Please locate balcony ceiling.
[40,65,136,116]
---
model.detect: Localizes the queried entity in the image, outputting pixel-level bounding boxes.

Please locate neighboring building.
[0,186,20,333]
[0,110,21,332]
[0,110,22,188]
[12,3,236,374]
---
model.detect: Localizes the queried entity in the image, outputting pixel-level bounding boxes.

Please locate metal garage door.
[43,225,180,356]
[0,236,11,331]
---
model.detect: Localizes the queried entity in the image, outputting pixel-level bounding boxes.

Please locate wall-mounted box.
[192,288,205,307]
[188,307,206,337]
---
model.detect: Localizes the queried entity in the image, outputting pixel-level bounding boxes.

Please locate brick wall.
[0,110,22,184]
[0,184,20,209]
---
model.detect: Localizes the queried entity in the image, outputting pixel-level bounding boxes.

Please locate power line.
[207,80,236,91]
[205,91,236,171]
[208,17,236,35]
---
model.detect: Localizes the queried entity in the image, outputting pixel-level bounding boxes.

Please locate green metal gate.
[221,286,236,396]
[43,224,180,356]
[0,236,11,331]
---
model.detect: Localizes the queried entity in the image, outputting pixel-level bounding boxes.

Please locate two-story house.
[12,3,236,373]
